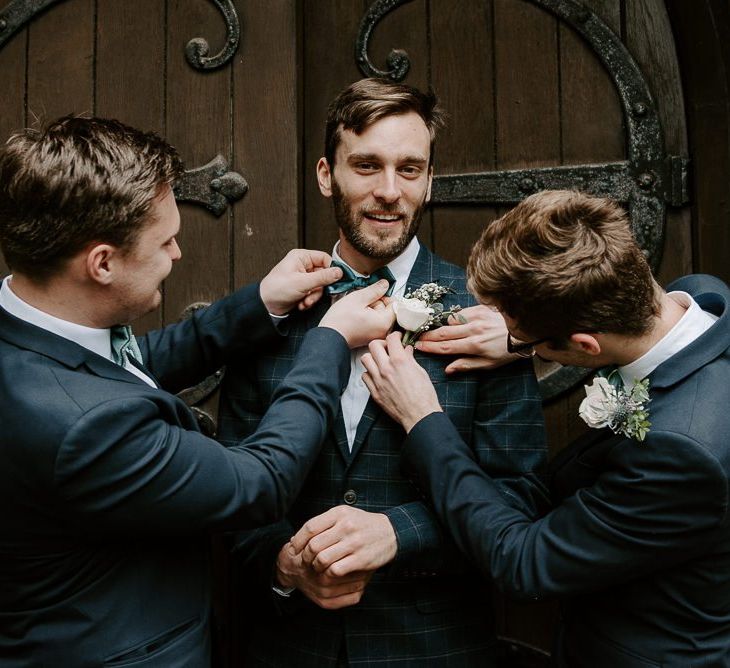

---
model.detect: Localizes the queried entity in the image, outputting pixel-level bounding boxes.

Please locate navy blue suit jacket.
[217,246,547,666]
[0,283,350,668]
[402,274,730,667]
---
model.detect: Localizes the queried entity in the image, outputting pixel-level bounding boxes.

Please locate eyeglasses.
[506,332,550,358]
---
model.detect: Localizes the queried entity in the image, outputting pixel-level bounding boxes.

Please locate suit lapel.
[0,305,157,388]
[347,246,441,463]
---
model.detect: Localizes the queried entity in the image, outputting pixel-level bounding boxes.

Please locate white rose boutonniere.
[394,282,464,346]
[578,372,651,442]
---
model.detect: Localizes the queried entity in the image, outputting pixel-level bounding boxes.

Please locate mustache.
[359,204,407,216]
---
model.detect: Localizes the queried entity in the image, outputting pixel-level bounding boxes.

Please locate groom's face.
[317,112,433,265]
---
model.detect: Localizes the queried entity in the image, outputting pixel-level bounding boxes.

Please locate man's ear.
[85,243,117,285]
[316,157,333,198]
[569,333,602,356]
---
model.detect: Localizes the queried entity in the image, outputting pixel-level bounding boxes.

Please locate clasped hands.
[275,506,397,610]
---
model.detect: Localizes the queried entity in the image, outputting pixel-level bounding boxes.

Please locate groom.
[217,78,547,665]
[357,190,730,667]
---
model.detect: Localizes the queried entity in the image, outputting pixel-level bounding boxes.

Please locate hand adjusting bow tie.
[325,260,396,297]
[110,325,144,366]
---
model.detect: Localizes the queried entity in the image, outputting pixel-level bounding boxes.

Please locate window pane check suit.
[401,274,730,668]
[217,244,547,666]
[0,283,351,668]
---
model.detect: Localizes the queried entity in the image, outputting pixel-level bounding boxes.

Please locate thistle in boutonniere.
[578,372,652,442]
[393,282,464,347]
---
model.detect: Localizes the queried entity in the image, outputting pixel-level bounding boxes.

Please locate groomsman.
[217,78,547,666]
[0,115,393,667]
[358,190,730,667]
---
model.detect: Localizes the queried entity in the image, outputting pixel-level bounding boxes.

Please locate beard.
[331,178,427,261]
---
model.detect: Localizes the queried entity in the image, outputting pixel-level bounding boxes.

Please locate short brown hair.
[324,78,445,167]
[467,190,660,343]
[0,115,183,281]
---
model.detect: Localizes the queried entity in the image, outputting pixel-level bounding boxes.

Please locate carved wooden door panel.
[0,0,299,335]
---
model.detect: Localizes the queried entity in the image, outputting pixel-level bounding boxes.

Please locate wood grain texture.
[232,0,299,288]
[430,0,497,267]
[165,0,231,325]
[27,0,94,122]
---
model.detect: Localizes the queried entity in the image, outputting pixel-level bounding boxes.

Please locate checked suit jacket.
[402,274,730,668]
[217,244,547,667]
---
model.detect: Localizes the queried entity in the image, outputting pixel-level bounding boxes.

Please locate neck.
[337,238,393,276]
[603,290,686,366]
[9,273,110,329]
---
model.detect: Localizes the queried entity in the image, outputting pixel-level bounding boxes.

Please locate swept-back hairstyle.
[467,190,660,343]
[0,115,183,281]
[324,78,446,167]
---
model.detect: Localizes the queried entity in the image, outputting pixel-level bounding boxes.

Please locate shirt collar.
[331,236,421,298]
[0,275,113,361]
[618,291,718,385]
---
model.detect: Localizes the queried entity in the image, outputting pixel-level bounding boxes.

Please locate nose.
[372,168,401,204]
[170,238,182,261]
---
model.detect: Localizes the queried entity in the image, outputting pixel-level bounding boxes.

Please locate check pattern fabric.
[217,246,547,667]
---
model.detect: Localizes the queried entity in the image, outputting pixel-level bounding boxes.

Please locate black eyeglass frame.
[506,332,550,358]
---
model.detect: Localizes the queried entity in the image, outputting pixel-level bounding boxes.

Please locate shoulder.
[667,273,730,299]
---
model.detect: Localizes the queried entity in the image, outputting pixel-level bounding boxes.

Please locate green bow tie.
[110,325,143,366]
[325,260,396,297]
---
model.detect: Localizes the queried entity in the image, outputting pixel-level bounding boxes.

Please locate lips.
[362,212,404,223]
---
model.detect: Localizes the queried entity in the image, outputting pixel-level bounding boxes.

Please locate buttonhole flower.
[578,373,651,442]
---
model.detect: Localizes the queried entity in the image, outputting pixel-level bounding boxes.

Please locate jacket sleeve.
[137,282,282,394]
[385,358,549,574]
[54,328,349,535]
[402,412,728,600]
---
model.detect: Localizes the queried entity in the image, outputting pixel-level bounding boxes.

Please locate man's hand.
[289,506,397,577]
[259,249,343,315]
[319,281,395,348]
[415,305,518,373]
[361,332,442,432]
[275,542,372,610]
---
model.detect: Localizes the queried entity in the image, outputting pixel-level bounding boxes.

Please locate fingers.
[417,323,471,343]
[290,248,333,271]
[290,509,338,553]
[345,279,391,305]
[444,356,497,374]
[296,265,343,293]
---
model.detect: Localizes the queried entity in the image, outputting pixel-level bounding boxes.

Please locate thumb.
[347,279,391,306]
[297,265,343,292]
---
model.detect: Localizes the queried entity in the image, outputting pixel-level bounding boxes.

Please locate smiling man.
[217,78,547,666]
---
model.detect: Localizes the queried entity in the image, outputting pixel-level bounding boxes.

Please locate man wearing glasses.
[340,189,730,666]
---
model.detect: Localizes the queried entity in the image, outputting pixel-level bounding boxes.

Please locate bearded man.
[216,78,547,666]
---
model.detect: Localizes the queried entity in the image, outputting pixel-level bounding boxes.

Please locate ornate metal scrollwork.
[173,155,248,217]
[355,0,412,81]
[0,0,66,50]
[184,0,240,71]
[356,0,690,399]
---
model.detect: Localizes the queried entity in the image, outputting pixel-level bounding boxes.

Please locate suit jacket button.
[343,489,357,505]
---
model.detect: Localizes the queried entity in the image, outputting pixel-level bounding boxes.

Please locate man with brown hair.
[0,115,394,667]
[217,79,547,666]
[358,190,730,666]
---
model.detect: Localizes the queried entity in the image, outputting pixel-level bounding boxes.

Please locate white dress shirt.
[618,291,718,386]
[0,276,156,387]
[333,237,421,450]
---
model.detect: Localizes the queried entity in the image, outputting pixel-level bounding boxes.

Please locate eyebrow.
[347,152,428,165]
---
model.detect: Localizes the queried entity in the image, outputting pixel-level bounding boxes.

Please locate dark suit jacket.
[402,274,730,667]
[217,246,547,666]
[0,283,351,668]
